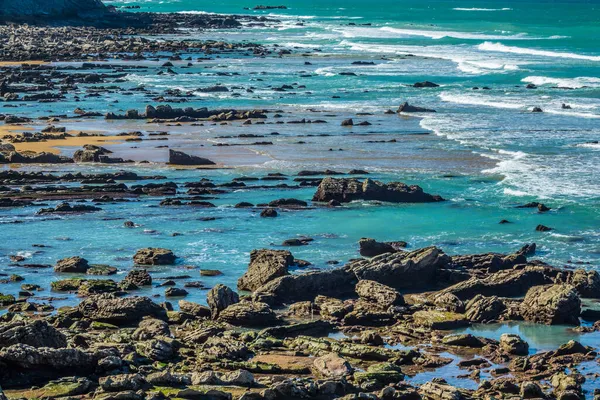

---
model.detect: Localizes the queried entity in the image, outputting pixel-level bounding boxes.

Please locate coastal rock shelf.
[0,242,599,400]
[1,0,599,399]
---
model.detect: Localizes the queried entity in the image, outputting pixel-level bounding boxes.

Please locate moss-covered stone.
[0,294,16,306]
[86,264,118,276]
[51,278,84,292]
[90,321,119,330]
[77,279,118,296]
[412,310,469,330]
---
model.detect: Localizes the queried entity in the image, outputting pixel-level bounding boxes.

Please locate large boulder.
[345,247,450,289]
[237,249,293,292]
[255,269,357,305]
[312,177,443,203]
[217,301,279,327]
[168,149,215,166]
[520,284,581,325]
[465,295,506,322]
[133,248,176,265]
[207,284,239,318]
[355,280,404,308]
[0,320,66,348]
[78,294,167,325]
[54,256,89,273]
[500,334,529,355]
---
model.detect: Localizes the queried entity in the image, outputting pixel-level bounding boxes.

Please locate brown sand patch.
[3,130,137,155]
[0,61,48,67]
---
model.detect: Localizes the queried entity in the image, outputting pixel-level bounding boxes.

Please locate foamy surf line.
[453,7,512,11]
[479,42,600,61]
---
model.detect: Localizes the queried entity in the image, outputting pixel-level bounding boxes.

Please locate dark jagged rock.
[168,149,216,166]
[358,237,407,257]
[413,81,439,88]
[312,177,443,203]
[397,102,436,113]
[37,202,101,215]
[0,151,73,164]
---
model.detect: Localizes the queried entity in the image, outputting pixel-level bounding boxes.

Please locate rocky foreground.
[0,240,599,399]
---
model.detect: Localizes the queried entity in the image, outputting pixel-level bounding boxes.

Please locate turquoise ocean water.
[2,0,600,317]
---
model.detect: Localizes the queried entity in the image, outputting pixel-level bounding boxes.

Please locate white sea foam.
[453,7,512,11]
[478,42,600,61]
[522,76,600,88]
[336,26,534,41]
[439,92,525,109]
[339,41,525,75]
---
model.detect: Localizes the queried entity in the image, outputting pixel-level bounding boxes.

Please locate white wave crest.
[478,42,600,61]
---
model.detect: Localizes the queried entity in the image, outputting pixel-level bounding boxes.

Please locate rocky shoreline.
[0,241,599,399]
[1,3,599,400]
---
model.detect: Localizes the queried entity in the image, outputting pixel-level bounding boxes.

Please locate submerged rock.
[312,177,443,203]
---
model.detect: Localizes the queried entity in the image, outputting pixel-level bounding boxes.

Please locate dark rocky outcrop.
[397,102,436,113]
[168,149,216,166]
[312,177,443,203]
[358,237,407,257]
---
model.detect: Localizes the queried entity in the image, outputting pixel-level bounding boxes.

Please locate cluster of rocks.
[0,243,598,399]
